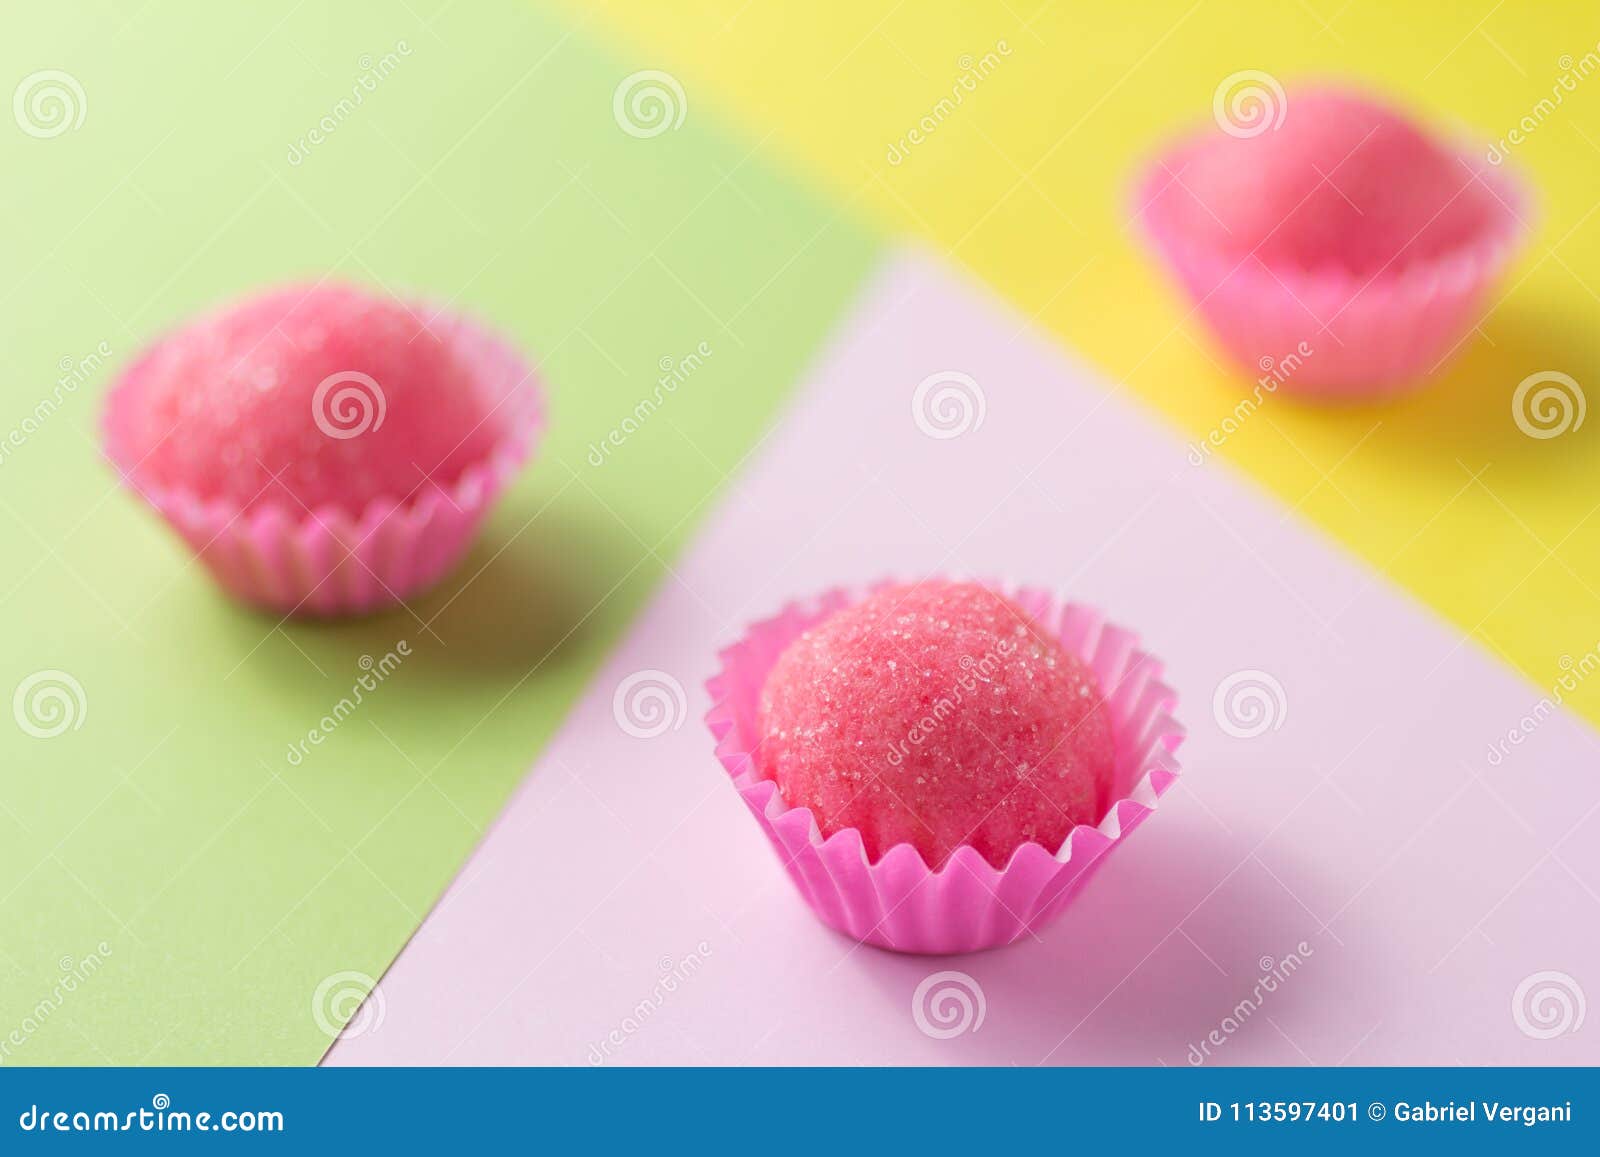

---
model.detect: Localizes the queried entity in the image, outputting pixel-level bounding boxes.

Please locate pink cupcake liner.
[1132,142,1533,397]
[705,581,1185,955]
[102,308,543,617]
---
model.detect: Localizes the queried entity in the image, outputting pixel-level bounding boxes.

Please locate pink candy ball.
[757,581,1115,870]
[110,284,520,515]
[1175,88,1495,275]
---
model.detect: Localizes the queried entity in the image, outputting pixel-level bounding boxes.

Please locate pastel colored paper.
[332,253,1600,1065]
[571,0,1600,731]
[0,0,875,1063]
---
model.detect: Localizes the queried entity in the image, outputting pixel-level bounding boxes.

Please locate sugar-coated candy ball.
[1175,87,1495,274]
[757,581,1115,869]
[109,284,522,514]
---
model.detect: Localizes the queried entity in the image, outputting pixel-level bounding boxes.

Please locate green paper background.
[0,0,875,1063]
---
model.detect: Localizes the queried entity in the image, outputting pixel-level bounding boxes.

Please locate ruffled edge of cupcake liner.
[1129,135,1534,395]
[100,300,545,616]
[705,579,1185,955]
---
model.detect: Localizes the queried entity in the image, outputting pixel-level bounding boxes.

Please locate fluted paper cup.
[102,307,543,617]
[706,581,1184,954]
[1132,140,1532,396]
